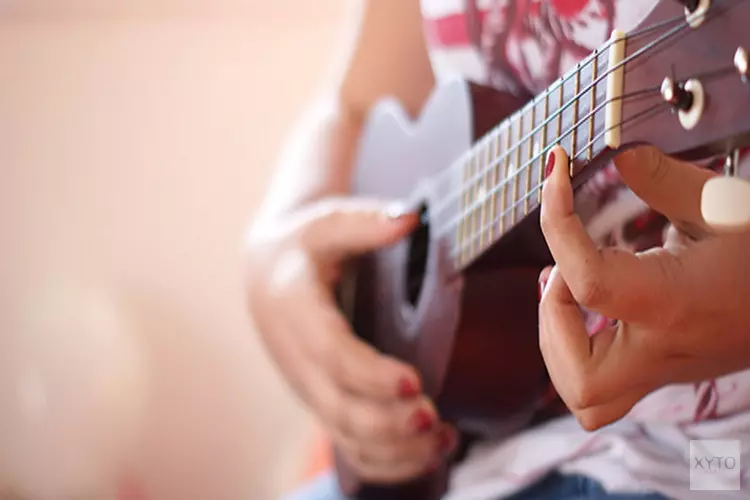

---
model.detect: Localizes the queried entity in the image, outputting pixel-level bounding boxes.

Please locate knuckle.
[576,409,607,432]
[326,391,354,437]
[539,209,555,237]
[569,376,599,410]
[378,440,414,463]
[341,441,370,473]
[316,201,350,229]
[658,259,686,330]
[645,146,670,185]
[317,331,344,378]
[572,272,609,309]
[356,410,394,440]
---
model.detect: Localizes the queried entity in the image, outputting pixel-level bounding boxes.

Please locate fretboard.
[437,37,620,273]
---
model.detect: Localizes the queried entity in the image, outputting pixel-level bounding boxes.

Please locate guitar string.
[442,60,740,246]
[448,0,740,211]
[449,104,670,259]
[411,9,692,196]
[404,102,669,294]
[402,1,737,277]
[426,8,700,220]
[404,55,737,273]
[438,0,736,202]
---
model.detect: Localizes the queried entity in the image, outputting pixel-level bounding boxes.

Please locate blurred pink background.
[1,1,347,498]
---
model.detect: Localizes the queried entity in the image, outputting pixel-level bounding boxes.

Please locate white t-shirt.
[418,1,750,498]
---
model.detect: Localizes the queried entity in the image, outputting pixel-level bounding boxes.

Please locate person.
[244,0,750,498]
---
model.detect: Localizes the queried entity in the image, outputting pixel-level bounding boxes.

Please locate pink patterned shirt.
[419,0,750,498]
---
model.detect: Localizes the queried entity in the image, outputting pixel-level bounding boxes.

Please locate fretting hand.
[538,144,750,430]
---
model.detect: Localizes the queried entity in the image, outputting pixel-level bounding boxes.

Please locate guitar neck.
[437,32,626,275]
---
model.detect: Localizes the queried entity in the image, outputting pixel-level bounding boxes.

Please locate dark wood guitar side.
[333,0,750,498]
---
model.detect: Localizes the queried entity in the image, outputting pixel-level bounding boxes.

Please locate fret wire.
[525,103,535,215]
[455,123,614,257]
[473,150,483,257]
[456,55,607,211]
[538,90,549,203]
[447,14,703,264]
[501,124,511,234]
[450,90,665,253]
[571,64,580,176]
[450,17,692,220]
[454,88,608,236]
[455,59,604,246]
[512,112,522,225]
[461,158,472,266]
[588,50,598,161]
[450,44,610,214]
[470,154,479,261]
[556,80,563,145]
[479,141,491,251]
[487,134,498,245]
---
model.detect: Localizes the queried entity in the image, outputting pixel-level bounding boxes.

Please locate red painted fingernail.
[411,408,434,433]
[398,377,419,398]
[545,150,556,178]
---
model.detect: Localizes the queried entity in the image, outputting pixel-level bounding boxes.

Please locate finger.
[334,423,457,484]
[290,272,421,401]
[314,300,422,400]
[540,145,609,308]
[317,379,440,443]
[334,421,457,470]
[571,386,648,431]
[538,265,594,400]
[613,145,717,237]
[541,269,664,415]
[540,146,679,320]
[300,197,420,260]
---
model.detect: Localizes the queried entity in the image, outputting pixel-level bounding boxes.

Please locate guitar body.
[336,79,555,499]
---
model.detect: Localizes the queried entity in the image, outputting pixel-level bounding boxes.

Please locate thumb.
[613,146,718,236]
[301,197,420,260]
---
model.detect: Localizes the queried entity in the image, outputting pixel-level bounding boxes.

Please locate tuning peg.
[683,0,710,27]
[676,0,700,12]
[735,47,749,82]
[661,77,693,111]
[701,150,750,232]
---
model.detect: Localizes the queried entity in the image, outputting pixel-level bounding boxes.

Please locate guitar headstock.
[615,0,750,230]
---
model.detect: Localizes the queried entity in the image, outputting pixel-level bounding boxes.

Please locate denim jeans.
[282,471,670,500]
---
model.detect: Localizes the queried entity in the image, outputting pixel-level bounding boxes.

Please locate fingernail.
[398,377,419,398]
[545,150,556,179]
[385,202,411,220]
[411,408,434,433]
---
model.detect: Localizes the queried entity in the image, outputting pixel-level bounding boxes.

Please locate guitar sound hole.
[405,204,430,308]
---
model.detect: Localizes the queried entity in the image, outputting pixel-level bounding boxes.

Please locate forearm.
[248,97,364,238]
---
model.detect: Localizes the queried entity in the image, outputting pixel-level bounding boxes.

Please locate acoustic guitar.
[336,0,750,498]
